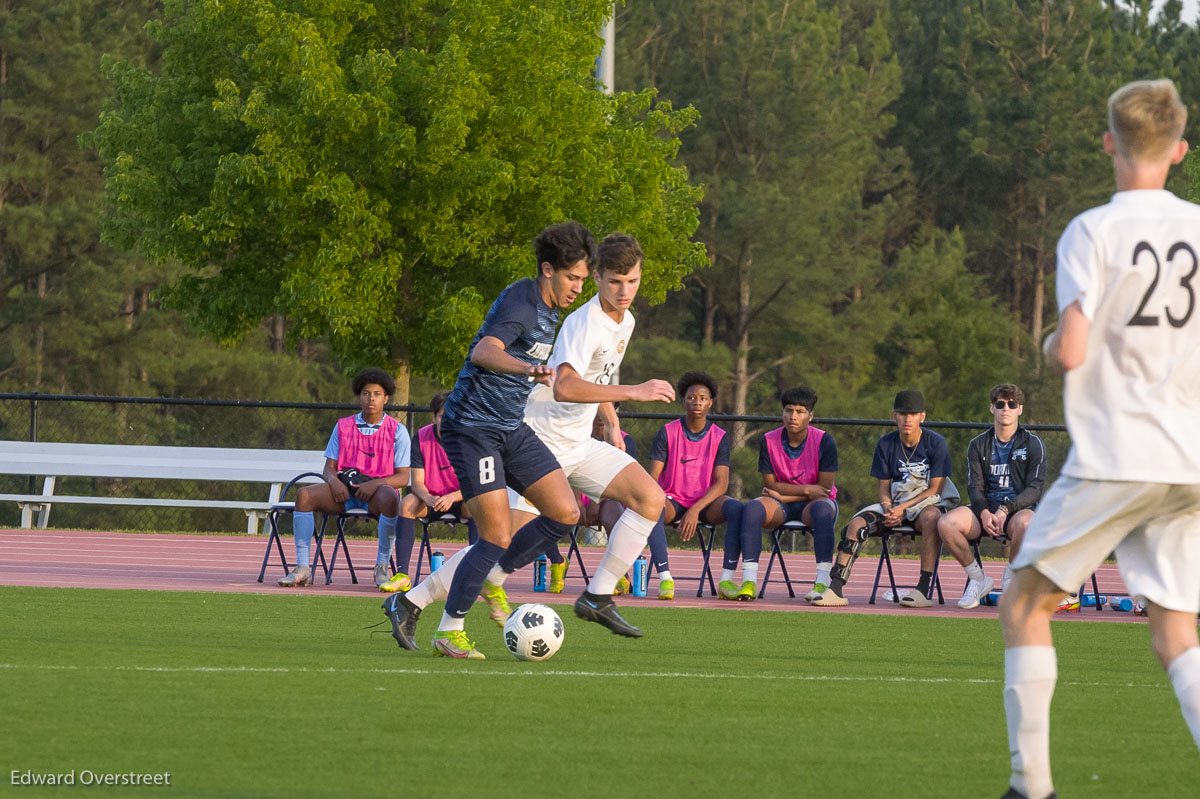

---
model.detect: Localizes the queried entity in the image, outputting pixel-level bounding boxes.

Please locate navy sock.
[393,517,416,574]
[647,510,670,573]
[721,500,746,570]
[808,499,836,562]
[545,543,565,564]
[916,570,933,594]
[465,518,479,545]
[444,539,505,619]
[741,499,767,564]
[498,516,574,573]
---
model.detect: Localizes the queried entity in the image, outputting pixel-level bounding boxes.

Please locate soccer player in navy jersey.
[812,390,960,608]
[645,371,742,600]
[380,222,593,659]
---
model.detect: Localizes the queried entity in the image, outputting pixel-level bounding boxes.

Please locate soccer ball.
[503,603,564,662]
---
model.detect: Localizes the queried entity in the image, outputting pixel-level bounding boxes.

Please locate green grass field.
[2,586,1195,798]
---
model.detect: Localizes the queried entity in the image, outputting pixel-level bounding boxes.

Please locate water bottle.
[533,554,547,592]
[1081,593,1108,607]
[1109,596,1134,612]
[430,550,444,571]
[632,555,648,597]
[980,591,1003,606]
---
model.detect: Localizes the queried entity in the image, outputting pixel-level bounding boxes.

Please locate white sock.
[486,563,508,587]
[438,612,464,633]
[588,508,657,595]
[1167,647,1200,749]
[721,568,736,583]
[815,562,832,587]
[658,570,673,583]
[407,546,469,609]
[1004,646,1057,799]
[742,561,758,586]
[1002,564,1014,592]
[966,562,985,582]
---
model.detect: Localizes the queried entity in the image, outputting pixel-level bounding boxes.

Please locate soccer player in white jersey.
[998,79,1200,799]
[493,233,674,637]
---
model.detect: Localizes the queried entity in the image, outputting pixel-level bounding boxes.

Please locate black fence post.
[28,393,38,493]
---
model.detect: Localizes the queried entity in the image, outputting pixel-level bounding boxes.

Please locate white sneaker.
[958,575,995,609]
[1001,564,1013,593]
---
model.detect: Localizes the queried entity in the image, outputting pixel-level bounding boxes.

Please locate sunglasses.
[993,400,1019,410]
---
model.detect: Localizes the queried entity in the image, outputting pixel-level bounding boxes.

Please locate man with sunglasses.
[937,384,1048,610]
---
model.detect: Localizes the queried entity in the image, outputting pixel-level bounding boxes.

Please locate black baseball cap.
[893,390,925,413]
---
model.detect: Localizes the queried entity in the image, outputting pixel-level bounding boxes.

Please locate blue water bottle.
[632,555,647,597]
[533,554,547,591]
[1109,596,1133,611]
[430,550,444,572]
[1081,594,1108,607]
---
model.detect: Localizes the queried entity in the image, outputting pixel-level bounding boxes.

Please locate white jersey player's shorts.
[1012,476,1200,613]
[508,437,636,515]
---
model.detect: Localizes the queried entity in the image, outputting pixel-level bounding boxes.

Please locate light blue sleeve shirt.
[324,414,412,468]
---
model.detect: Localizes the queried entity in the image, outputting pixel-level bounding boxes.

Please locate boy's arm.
[597,401,625,450]
[409,468,435,505]
[552,362,674,404]
[471,336,553,383]
[1042,301,1089,374]
[967,436,988,516]
[763,473,829,500]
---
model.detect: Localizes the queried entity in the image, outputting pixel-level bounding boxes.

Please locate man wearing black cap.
[812,389,960,607]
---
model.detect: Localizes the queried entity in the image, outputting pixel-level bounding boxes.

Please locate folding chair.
[644,521,717,597]
[562,525,592,585]
[869,525,945,605]
[758,520,812,599]
[318,507,373,585]
[411,511,466,583]
[257,471,326,583]
[968,537,1103,612]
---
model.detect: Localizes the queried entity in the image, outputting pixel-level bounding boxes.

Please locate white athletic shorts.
[508,437,636,515]
[1012,476,1200,613]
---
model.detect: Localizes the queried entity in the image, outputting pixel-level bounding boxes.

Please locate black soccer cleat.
[574,591,643,638]
[381,592,421,650]
[1000,789,1057,799]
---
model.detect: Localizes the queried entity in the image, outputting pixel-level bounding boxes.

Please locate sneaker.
[277,565,312,587]
[374,564,390,587]
[381,592,421,650]
[548,562,567,593]
[480,581,511,627]
[614,575,631,596]
[379,571,411,593]
[658,579,675,600]
[958,575,995,610]
[736,580,756,601]
[811,587,849,607]
[899,588,933,608]
[574,591,643,638]
[804,582,828,603]
[431,630,485,659]
[1055,594,1081,613]
[717,580,740,600]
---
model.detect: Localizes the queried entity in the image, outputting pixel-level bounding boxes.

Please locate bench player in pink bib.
[647,371,742,599]
[278,368,411,587]
[379,391,479,593]
[730,386,838,602]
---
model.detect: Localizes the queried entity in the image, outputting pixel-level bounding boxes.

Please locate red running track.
[0,528,1140,622]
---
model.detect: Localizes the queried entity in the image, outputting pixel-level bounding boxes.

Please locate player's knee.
[295,485,318,512]
[400,493,423,518]
[627,482,666,520]
[377,486,400,514]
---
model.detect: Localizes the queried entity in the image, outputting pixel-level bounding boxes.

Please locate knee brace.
[830,512,884,584]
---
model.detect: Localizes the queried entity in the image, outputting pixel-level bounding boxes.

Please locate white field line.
[0,662,1166,689]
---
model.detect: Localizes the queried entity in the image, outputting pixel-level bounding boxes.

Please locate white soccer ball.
[503,603,564,662]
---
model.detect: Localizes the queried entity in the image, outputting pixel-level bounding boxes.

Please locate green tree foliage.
[88,0,706,395]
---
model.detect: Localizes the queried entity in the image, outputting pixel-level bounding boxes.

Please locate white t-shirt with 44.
[1056,189,1200,483]
[523,295,635,456]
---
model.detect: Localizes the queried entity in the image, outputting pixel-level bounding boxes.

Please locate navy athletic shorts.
[439,418,561,501]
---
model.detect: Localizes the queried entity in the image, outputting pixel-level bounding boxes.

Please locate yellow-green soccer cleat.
[431,630,485,660]
[804,582,828,603]
[658,578,675,600]
[736,580,757,601]
[548,562,567,593]
[481,581,511,627]
[379,571,411,594]
[717,580,740,600]
[614,575,631,596]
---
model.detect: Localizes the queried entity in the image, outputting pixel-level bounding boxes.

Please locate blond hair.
[1107,79,1187,160]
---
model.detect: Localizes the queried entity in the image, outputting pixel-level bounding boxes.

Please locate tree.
[88,0,706,399]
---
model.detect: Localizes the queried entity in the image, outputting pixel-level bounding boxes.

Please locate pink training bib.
[765,426,836,500]
[657,419,727,508]
[336,415,399,479]
[417,424,459,496]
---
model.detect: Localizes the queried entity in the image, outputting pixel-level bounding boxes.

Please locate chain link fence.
[0,394,1068,559]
